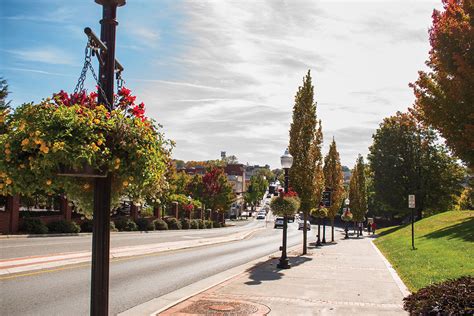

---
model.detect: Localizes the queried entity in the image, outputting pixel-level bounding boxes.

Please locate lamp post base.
[316,237,323,247]
[277,257,291,269]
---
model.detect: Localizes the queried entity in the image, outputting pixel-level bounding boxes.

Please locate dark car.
[274,217,284,228]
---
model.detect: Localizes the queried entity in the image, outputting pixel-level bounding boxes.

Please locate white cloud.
[130,0,441,168]
[4,47,76,65]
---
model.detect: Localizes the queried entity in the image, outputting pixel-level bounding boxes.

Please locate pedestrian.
[371,222,376,235]
[367,222,372,234]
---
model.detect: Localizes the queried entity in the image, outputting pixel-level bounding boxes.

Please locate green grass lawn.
[374,210,474,292]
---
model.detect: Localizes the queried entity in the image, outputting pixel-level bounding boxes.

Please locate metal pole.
[322,218,326,243]
[316,217,322,246]
[91,1,123,315]
[277,168,290,269]
[411,208,415,250]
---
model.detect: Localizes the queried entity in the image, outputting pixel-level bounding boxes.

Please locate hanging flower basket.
[0,88,173,215]
[270,195,300,217]
[341,210,353,222]
[312,207,328,219]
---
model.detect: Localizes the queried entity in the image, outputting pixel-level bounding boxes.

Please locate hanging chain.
[74,37,113,110]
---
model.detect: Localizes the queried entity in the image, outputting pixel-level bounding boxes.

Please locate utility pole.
[90,1,125,315]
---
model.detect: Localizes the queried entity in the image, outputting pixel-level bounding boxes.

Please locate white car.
[256,214,266,220]
[298,220,311,231]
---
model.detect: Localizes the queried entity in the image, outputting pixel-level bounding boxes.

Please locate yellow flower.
[4,149,11,155]
[19,164,25,169]
[91,143,99,152]
[40,144,49,154]
[28,156,33,161]
[114,164,120,170]
[122,180,129,187]
[129,176,134,181]
[35,130,41,136]
[34,139,42,145]
[0,183,3,189]
[5,178,12,185]
[0,172,6,178]
[93,118,100,124]
[46,179,52,186]
[21,138,30,146]
[5,143,10,148]
[19,123,25,131]
[83,183,90,190]
[115,158,120,164]
[97,139,103,146]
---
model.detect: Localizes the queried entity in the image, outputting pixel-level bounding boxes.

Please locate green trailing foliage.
[165,217,182,230]
[270,196,301,217]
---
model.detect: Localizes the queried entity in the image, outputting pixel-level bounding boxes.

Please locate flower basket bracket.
[58,164,107,178]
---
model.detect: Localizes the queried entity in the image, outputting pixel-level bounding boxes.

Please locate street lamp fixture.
[277,148,293,269]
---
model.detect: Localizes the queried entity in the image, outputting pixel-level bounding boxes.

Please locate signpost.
[322,190,332,208]
[409,194,416,250]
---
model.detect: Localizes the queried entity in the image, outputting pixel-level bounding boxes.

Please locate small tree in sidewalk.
[323,138,344,242]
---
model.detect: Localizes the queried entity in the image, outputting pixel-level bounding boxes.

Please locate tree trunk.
[303,211,308,254]
[331,217,335,242]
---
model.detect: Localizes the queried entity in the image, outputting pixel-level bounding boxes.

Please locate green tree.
[368,112,465,220]
[410,0,473,169]
[0,77,11,135]
[323,138,344,242]
[288,70,324,254]
[245,175,269,213]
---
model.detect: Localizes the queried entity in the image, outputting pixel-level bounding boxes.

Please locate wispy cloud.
[3,47,76,65]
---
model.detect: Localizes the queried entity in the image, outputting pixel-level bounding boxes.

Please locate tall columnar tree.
[288,70,324,254]
[410,0,473,169]
[368,112,465,220]
[323,138,344,242]
[349,155,367,237]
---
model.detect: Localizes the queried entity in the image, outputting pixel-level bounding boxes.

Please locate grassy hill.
[374,210,473,292]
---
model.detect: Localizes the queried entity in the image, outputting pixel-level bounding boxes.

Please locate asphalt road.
[0,219,261,259]
[1,222,307,315]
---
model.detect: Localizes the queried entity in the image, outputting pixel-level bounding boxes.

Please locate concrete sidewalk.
[156,230,409,315]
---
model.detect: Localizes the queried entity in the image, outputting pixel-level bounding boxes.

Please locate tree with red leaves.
[200,167,234,223]
[410,0,473,169]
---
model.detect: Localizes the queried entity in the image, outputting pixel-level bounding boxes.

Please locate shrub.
[114,218,138,231]
[403,276,473,315]
[110,221,117,232]
[204,220,213,229]
[197,219,205,229]
[135,218,154,231]
[181,218,191,229]
[190,219,199,229]
[212,221,221,228]
[153,219,168,230]
[22,218,48,234]
[165,217,182,230]
[47,220,81,234]
[81,219,116,232]
[80,219,94,232]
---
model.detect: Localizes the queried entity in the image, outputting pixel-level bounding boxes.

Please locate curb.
[370,239,411,297]
[118,246,295,316]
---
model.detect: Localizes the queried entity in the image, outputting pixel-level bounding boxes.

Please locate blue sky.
[0,0,442,168]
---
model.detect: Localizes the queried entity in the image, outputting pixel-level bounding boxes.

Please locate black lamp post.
[316,214,322,247]
[90,1,125,315]
[344,198,350,239]
[277,148,293,269]
[322,217,326,243]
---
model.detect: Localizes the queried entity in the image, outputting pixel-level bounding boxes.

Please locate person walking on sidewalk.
[371,222,377,235]
[367,221,372,234]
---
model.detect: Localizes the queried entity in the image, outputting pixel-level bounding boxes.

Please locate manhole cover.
[178,299,269,315]
[209,304,235,311]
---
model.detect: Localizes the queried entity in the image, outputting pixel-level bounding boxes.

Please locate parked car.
[266,194,271,198]
[256,214,266,220]
[274,217,284,228]
[298,220,311,231]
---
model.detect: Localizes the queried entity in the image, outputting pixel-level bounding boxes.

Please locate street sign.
[408,194,415,208]
[322,191,331,207]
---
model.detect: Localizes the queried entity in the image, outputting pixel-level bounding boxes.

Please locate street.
[1,219,307,315]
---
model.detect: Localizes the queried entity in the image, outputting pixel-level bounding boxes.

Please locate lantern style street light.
[277,148,293,269]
